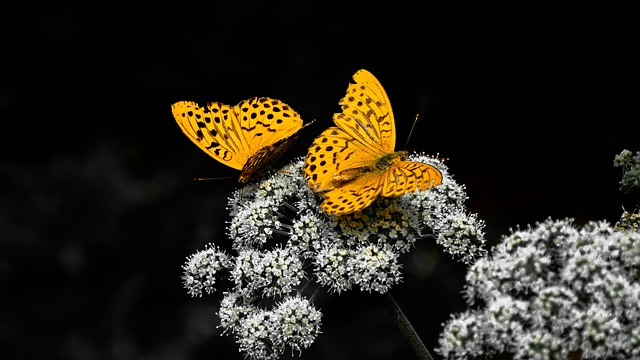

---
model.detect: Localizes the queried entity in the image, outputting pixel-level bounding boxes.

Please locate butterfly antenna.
[193,176,234,181]
[403,114,420,150]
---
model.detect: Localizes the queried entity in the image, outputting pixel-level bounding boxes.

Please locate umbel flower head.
[182,154,486,359]
[436,217,640,360]
[613,149,640,195]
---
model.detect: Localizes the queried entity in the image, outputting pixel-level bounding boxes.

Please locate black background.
[1,2,638,359]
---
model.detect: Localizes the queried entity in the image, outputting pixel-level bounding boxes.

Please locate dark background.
[1,2,638,359]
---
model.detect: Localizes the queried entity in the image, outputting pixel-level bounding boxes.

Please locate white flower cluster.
[230,247,304,298]
[437,218,640,359]
[181,243,233,297]
[183,154,485,359]
[401,155,487,264]
[221,295,322,360]
[616,209,640,232]
[614,149,640,194]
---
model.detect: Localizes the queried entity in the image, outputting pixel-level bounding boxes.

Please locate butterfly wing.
[320,171,385,215]
[332,69,396,154]
[240,120,314,182]
[304,70,396,192]
[381,161,443,197]
[172,97,305,181]
[231,97,304,154]
[304,125,379,192]
[321,161,443,215]
[172,100,246,170]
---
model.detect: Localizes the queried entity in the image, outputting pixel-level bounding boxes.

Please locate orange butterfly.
[303,70,442,215]
[172,97,313,183]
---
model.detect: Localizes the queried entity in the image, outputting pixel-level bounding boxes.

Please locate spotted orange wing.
[304,69,395,192]
[172,97,312,182]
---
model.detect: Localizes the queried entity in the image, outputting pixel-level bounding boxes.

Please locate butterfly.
[303,69,443,215]
[172,97,313,183]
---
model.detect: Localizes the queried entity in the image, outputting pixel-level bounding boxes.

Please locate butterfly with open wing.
[304,69,442,215]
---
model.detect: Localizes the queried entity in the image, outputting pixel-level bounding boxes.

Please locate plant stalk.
[382,292,434,360]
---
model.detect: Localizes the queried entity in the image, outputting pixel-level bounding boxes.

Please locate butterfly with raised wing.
[173,97,314,183]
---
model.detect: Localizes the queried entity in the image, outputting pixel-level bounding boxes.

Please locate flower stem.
[382,292,434,360]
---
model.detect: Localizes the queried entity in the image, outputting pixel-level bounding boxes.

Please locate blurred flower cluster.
[181,154,486,359]
[437,216,640,359]
[614,149,640,195]
[437,149,640,360]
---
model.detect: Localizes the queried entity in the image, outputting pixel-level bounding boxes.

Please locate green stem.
[382,292,435,360]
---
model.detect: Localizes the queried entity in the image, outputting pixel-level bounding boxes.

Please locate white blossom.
[181,243,233,297]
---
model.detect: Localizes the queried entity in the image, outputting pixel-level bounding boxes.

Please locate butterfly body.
[172,97,312,183]
[304,70,442,215]
[375,150,407,170]
[325,150,406,186]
